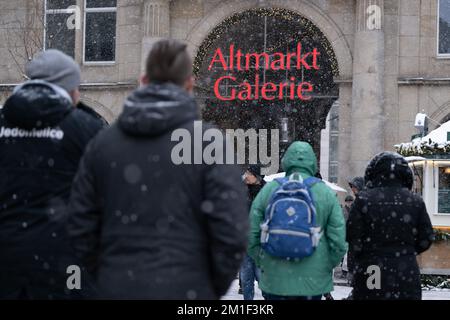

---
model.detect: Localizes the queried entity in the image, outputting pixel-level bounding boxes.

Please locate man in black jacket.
[0,50,104,299]
[347,152,434,300]
[67,39,248,299]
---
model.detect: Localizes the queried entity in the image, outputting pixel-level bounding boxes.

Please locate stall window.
[411,164,423,197]
[438,166,450,214]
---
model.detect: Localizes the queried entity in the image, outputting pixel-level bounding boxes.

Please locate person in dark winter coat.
[0,50,104,299]
[244,165,266,209]
[347,152,434,300]
[239,165,265,300]
[343,195,354,222]
[340,195,354,282]
[345,176,365,297]
[348,177,365,196]
[67,39,248,300]
[77,102,109,128]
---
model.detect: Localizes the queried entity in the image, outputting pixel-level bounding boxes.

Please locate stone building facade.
[1,0,450,191]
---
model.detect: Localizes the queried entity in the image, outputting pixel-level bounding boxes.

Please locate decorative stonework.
[143,0,170,38]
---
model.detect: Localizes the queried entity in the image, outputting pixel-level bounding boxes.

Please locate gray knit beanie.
[25,49,81,92]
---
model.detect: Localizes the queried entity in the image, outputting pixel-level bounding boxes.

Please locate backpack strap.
[275,175,322,188]
[272,175,322,206]
[302,177,322,201]
[304,177,324,244]
[303,177,322,189]
[275,173,303,185]
[274,177,289,185]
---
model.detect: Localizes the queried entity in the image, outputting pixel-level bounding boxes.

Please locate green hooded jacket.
[248,142,348,296]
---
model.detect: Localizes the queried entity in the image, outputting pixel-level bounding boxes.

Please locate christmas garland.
[421,274,450,289]
[434,228,450,242]
[395,139,450,157]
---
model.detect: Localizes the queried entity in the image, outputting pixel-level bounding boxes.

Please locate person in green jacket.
[248,141,348,300]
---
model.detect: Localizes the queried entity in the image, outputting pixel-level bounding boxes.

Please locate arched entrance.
[193,7,339,161]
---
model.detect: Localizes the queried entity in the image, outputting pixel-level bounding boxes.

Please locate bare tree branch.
[4,0,45,80]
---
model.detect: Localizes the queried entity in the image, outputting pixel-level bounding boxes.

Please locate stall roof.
[405,156,426,162]
[416,120,450,144]
[395,120,450,156]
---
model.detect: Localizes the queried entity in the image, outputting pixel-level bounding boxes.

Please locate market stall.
[396,122,450,274]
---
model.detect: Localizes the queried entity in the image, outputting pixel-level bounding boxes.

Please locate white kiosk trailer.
[396,121,450,275]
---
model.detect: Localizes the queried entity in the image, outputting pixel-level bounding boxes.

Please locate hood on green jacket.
[281,141,317,177]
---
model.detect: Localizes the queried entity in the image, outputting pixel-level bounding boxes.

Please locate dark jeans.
[239,255,260,300]
[262,292,323,301]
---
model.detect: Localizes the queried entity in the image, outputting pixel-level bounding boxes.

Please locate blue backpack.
[260,173,323,259]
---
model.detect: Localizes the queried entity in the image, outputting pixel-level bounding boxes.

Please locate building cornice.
[398,77,450,86]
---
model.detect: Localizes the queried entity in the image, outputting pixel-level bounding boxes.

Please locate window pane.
[86,0,117,8]
[438,167,450,214]
[412,165,423,197]
[85,12,116,62]
[439,0,450,54]
[46,0,76,10]
[45,13,75,57]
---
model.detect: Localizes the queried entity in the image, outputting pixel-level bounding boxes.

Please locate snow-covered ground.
[222,279,450,300]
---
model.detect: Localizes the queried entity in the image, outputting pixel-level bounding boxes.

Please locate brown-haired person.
[67,39,248,299]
